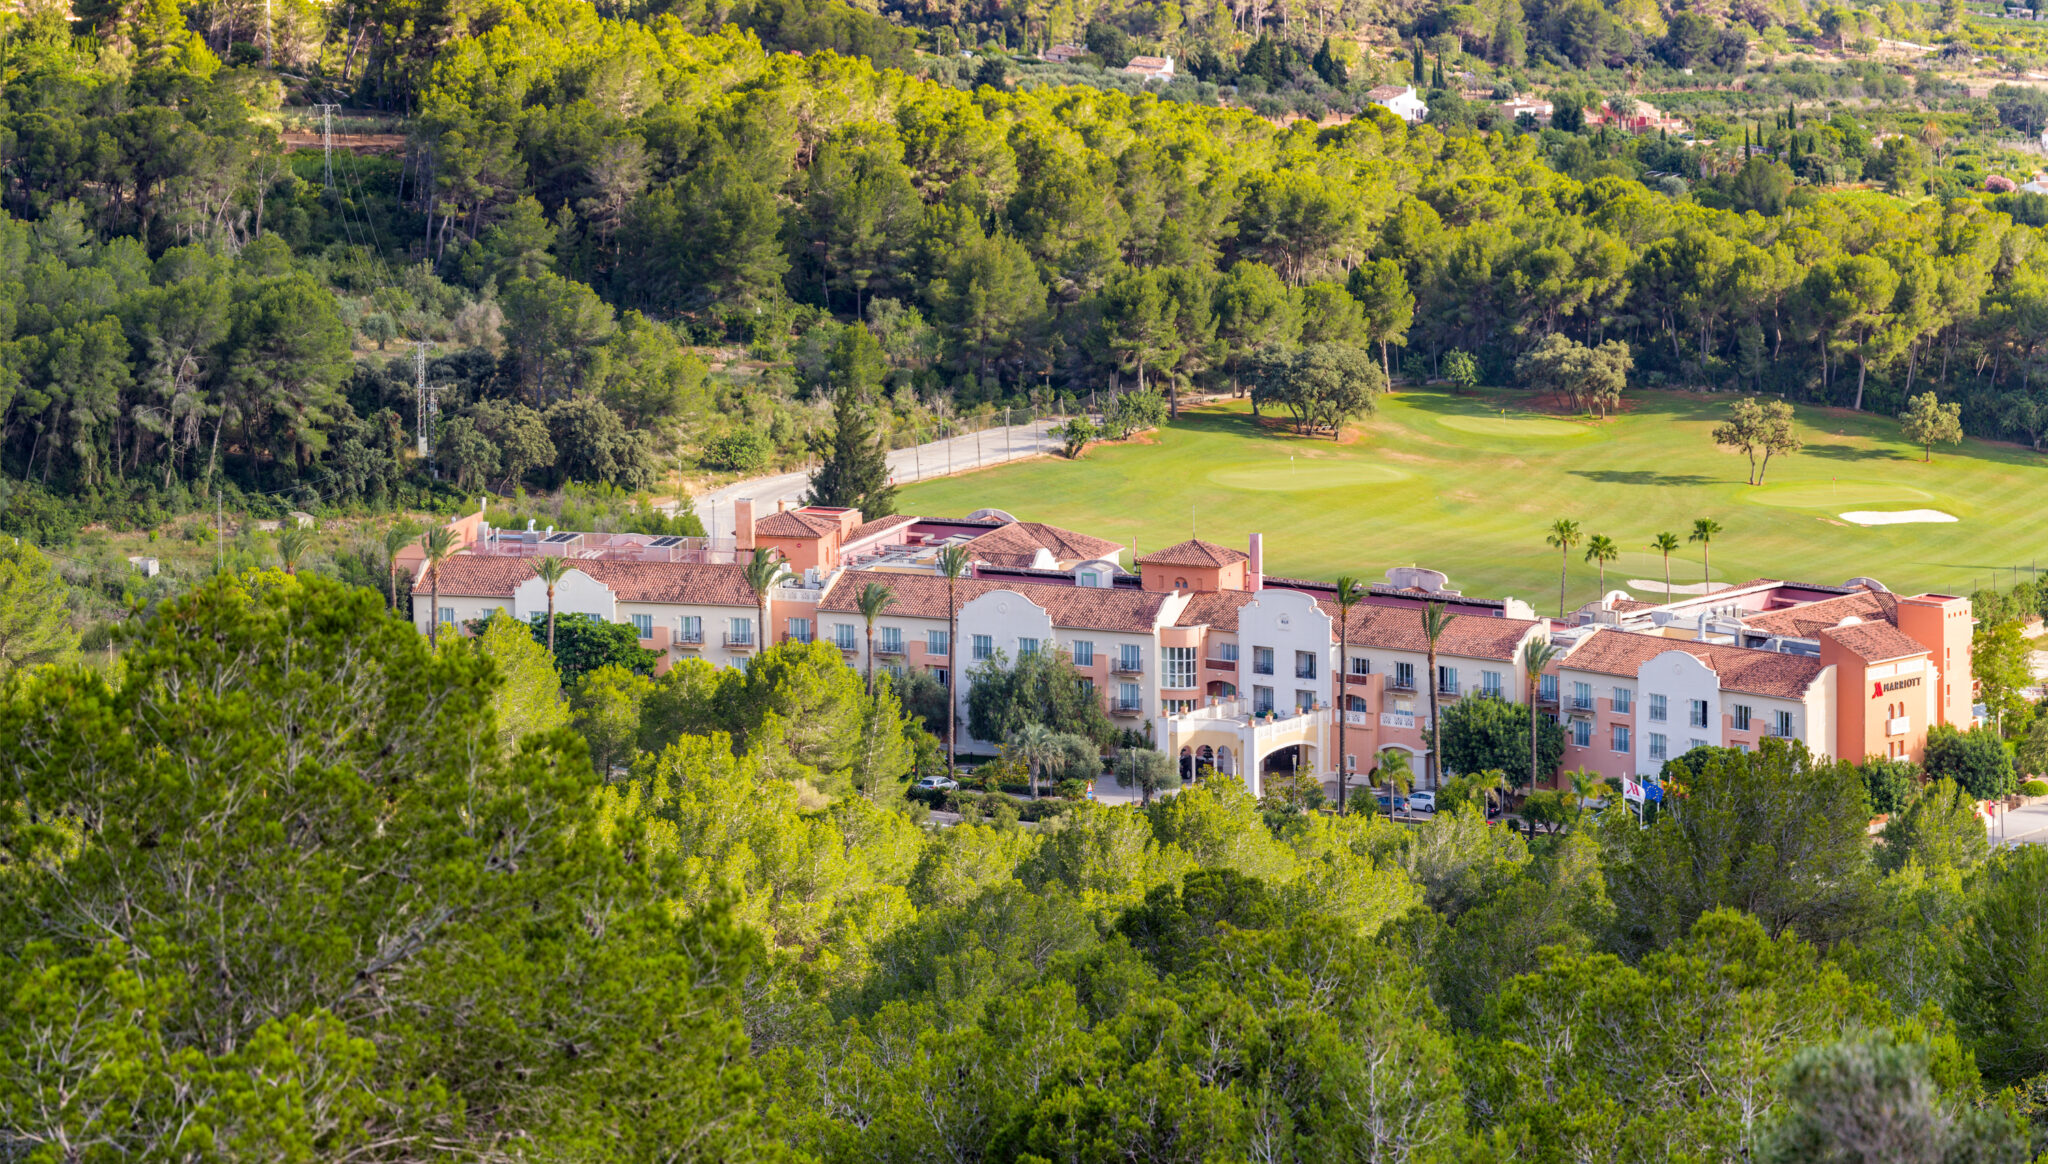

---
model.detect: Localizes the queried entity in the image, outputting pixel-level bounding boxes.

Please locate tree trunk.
[865,624,875,694]
[1558,552,1569,618]
[1336,626,1349,814]
[547,587,557,655]
[429,571,441,647]
[1425,646,1439,790]
[1853,341,1868,411]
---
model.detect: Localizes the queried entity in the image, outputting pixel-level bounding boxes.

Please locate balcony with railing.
[723,633,756,650]
[1111,699,1145,716]
[876,641,907,656]
[1112,659,1144,676]
[675,628,706,647]
[1205,658,1238,672]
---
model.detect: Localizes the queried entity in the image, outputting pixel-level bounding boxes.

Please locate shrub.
[2022,779,2048,797]
[703,428,771,472]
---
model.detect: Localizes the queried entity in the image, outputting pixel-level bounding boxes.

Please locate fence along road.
[680,417,1064,543]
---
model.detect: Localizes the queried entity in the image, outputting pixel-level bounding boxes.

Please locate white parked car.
[1406,791,1437,814]
[913,775,959,792]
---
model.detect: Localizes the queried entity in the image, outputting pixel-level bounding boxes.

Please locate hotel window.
[1395,661,1416,690]
[1539,674,1558,702]
[1079,677,1094,696]
[929,666,948,685]
[1612,687,1632,714]
[787,618,813,644]
[1572,718,1592,747]
[1253,647,1275,675]
[1481,670,1502,697]
[1571,681,1593,711]
[729,617,753,644]
[1019,637,1040,658]
[1346,694,1369,713]
[1119,644,1144,672]
[1217,642,1239,662]
[1072,640,1095,666]
[1688,699,1709,729]
[1689,738,1708,752]
[679,615,703,643]
[972,634,993,660]
[1648,694,1668,722]
[927,629,950,656]
[880,627,903,653]
[1296,651,1318,680]
[439,607,455,624]
[1612,724,1631,752]
[1295,689,1317,713]
[1732,704,1752,731]
[833,623,857,650]
[1118,681,1142,709]
[629,613,653,639]
[1438,665,1459,695]
[1164,646,1196,689]
[1773,710,1795,737]
[1254,685,1275,714]
[1649,733,1668,762]
[1350,655,1371,677]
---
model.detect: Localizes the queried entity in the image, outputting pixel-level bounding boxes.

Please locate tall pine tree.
[804,324,897,517]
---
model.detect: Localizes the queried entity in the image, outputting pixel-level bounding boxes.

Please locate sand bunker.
[1626,580,1728,595]
[1838,509,1958,526]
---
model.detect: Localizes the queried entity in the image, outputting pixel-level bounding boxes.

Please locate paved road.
[1991,800,2048,847]
[682,419,1064,539]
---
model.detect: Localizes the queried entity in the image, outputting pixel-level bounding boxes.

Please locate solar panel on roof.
[648,536,683,547]
[543,532,578,544]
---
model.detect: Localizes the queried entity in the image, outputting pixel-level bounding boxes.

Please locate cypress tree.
[804,326,897,517]
[1431,53,1444,88]
[1412,43,1425,85]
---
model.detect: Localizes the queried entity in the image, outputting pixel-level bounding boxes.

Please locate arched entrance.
[1215,745,1235,776]
[1207,680,1237,699]
[1260,744,1317,780]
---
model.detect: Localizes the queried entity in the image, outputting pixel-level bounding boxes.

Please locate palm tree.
[1569,768,1601,829]
[1420,600,1456,791]
[1689,518,1723,589]
[420,527,459,648]
[1332,574,1366,814]
[1520,637,1561,795]
[743,547,792,652]
[1545,518,1582,617]
[855,580,896,694]
[1376,748,1413,819]
[1583,534,1619,596]
[383,520,421,612]
[1651,532,1680,599]
[276,526,311,576]
[1010,723,1058,799]
[935,544,974,771]
[532,554,572,657]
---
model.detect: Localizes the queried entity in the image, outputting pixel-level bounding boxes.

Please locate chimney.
[735,498,756,551]
[777,498,789,514]
[1247,533,1264,592]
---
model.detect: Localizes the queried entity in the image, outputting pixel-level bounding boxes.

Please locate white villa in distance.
[1366,84,1429,123]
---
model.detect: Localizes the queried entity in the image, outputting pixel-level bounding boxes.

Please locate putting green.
[1207,462,1409,491]
[1437,414,1589,437]
[1747,481,1932,509]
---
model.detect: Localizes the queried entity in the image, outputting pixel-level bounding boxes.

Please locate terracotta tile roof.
[1558,629,1826,700]
[1818,621,1929,663]
[756,510,839,538]
[819,569,1168,633]
[1322,601,1543,662]
[1609,598,1657,613]
[1741,591,1898,639]
[847,514,918,544]
[416,556,759,607]
[1137,538,1249,568]
[1175,590,1261,632]
[965,521,1125,568]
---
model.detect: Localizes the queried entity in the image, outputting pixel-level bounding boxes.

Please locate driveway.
[681,418,1065,539]
[1991,799,2048,847]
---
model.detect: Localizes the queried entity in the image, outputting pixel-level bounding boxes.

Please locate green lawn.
[898,389,2048,613]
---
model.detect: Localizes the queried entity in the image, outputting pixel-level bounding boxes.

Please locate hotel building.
[408,503,1975,795]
